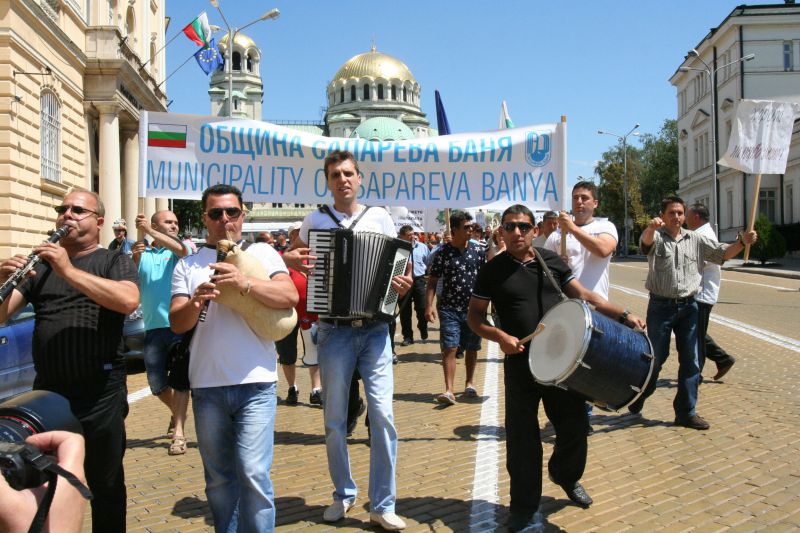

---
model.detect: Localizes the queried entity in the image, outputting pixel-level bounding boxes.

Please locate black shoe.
[560,481,593,508]
[455,348,464,359]
[507,510,542,532]
[392,353,399,365]
[628,396,644,415]
[347,398,365,436]
[713,358,736,380]
[286,386,299,405]
[400,338,414,347]
[586,424,594,436]
[420,331,429,341]
[674,414,710,430]
[309,389,323,406]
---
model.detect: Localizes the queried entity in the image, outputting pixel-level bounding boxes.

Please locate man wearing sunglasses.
[282,150,412,531]
[425,211,486,406]
[0,189,140,533]
[467,204,645,532]
[170,184,298,533]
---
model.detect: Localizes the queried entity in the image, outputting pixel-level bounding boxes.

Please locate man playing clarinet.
[283,150,413,531]
[0,189,139,533]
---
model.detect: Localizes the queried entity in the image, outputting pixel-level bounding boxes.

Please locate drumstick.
[559,211,568,257]
[518,323,546,345]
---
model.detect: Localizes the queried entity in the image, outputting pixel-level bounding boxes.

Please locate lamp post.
[598,123,640,257]
[679,51,755,235]
[210,1,280,117]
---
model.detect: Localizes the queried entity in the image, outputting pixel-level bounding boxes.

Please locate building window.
[350,85,356,101]
[232,52,241,71]
[40,90,61,183]
[784,41,793,72]
[125,6,135,37]
[726,189,734,228]
[403,86,407,102]
[391,85,396,100]
[787,183,795,223]
[340,87,344,103]
[363,84,370,100]
[108,0,115,24]
[377,84,384,100]
[681,145,688,178]
[759,189,777,222]
[150,42,157,71]
[246,54,253,72]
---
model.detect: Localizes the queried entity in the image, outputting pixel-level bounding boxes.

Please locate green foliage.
[638,119,679,216]
[173,199,204,234]
[750,214,787,264]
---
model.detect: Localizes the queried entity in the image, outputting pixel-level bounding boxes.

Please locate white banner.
[138,112,567,211]
[718,99,800,175]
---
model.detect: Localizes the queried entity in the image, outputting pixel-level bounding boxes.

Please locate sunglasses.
[205,207,243,221]
[54,205,98,216]
[502,221,534,233]
[460,224,474,231]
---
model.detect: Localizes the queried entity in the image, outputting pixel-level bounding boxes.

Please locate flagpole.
[157,49,202,90]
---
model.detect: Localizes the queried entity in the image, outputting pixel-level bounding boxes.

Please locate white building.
[670,2,800,242]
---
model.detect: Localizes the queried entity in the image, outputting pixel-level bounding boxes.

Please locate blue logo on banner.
[525,132,551,167]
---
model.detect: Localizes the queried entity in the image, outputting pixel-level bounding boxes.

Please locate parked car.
[0,304,35,401]
[122,305,145,360]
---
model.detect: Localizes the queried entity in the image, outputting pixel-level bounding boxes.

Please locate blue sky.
[163,1,771,185]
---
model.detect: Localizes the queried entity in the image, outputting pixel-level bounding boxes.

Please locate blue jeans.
[438,307,481,351]
[192,382,277,533]
[144,327,182,395]
[317,320,397,513]
[642,297,701,418]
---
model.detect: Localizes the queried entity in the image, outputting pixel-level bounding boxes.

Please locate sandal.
[168,436,187,455]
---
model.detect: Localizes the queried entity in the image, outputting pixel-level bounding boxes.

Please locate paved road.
[105,259,800,532]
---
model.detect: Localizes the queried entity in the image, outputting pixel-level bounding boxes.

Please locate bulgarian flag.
[148,124,187,148]
[499,100,515,129]
[182,12,211,46]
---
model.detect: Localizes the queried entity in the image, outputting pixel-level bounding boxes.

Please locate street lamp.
[679,50,755,235]
[210,1,280,117]
[598,123,640,257]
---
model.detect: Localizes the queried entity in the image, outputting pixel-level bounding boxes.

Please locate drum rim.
[528,299,593,384]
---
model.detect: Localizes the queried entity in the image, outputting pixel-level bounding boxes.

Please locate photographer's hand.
[0,431,87,533]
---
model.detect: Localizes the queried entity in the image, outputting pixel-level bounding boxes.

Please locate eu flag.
[195,38,223,75]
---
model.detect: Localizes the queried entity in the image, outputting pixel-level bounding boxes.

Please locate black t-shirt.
[17,248,139,388]
[472,248,573,353]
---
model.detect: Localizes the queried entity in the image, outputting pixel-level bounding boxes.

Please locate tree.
[173,199,204,234]
[750,214,787,264]
[594,144,646,250]
[638,119,679,216]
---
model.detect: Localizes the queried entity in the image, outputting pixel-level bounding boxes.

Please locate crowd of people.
[0,149,758,533]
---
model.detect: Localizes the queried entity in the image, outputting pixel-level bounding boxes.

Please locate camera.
[0,390,82,489]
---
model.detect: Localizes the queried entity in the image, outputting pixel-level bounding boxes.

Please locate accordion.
[307,229,412,321]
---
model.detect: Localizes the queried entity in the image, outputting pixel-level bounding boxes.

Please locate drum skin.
[214,240,298,341]
[529,299,654,411]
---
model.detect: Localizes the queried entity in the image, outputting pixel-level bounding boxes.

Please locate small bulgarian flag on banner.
[182,12,211,47]
[148,124,187,148]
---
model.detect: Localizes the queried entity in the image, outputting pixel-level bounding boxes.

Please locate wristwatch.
[619,310,631,324]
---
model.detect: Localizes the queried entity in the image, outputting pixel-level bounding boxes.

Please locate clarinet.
[0,226,72,304]
[198,244,228,322]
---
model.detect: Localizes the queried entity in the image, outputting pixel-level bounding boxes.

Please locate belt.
[650,293,695,304]
[320,318,377,328]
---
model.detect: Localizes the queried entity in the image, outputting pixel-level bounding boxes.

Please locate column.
[97,103,121,247]
[156,197,168,212]
[121,127,139,239]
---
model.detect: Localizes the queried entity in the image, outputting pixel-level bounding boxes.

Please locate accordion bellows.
[214,240,298,341]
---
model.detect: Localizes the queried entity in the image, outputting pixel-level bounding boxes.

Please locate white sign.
[139,112,567,211]
[718,99,800,175]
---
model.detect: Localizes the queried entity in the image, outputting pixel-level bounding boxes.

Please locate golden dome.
[332,48,416,82]
[218,32,258,52]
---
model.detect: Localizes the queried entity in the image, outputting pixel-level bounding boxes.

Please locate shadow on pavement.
[171,495,213,525]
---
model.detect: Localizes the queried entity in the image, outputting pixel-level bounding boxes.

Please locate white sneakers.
[322,499,356,522]
[323,499,406,530]
[370,511,407,530]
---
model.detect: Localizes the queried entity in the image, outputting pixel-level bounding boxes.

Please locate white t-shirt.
[299,205,397,242]
[693,222,721,305]
[171,242,288,388]
[544,218,618,299]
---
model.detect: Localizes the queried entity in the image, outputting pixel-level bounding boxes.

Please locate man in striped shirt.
[629,196,757,430]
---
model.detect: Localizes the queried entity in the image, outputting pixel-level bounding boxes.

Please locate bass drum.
[528,299,654,411]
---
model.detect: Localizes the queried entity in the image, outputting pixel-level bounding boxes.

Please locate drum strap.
[531,246,569,303]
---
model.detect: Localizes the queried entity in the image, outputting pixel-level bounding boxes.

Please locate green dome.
[351,117,414,141]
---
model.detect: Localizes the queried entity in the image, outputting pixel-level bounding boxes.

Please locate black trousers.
[504,355,588,515]
[399,276,428,340]
[697,302,734,371]
[37,373,128,533]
